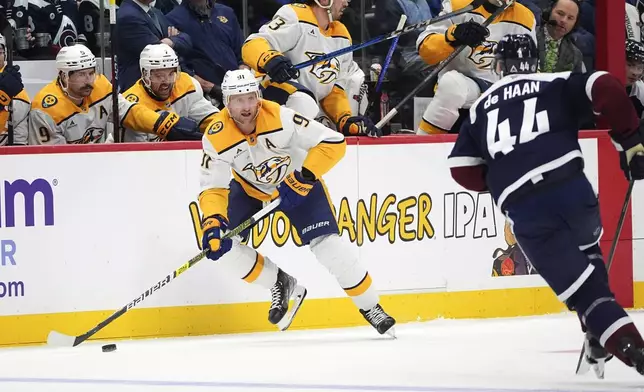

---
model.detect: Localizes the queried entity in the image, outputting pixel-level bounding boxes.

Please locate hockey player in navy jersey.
[448,34,644,377]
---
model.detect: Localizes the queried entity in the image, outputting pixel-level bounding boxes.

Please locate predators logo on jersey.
[468,40,498,69]
[243,155,292,184]
[70,127,105,144]
[305,51,340,84]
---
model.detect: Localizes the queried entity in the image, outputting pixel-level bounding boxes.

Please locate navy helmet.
[494,34,539,76]
[626,39,644,65]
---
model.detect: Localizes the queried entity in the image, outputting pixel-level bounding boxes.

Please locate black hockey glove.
[0,65,23,105]
[469,0,489,8]
[260,51,300,84]
[620,144,644,181]
[446,21,490,47]
[339,115,382,138]
[154,111,202,141]
[208,84,223,104]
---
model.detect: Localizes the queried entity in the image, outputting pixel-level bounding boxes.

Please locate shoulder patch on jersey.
[217,15,228,23]
[208,120,224,135]
[125,93,139,103]
[42,94,58,108]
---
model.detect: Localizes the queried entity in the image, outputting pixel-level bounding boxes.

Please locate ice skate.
[268,269,307,331]
[360,304,396,338]
[618,337,644,375]
[576,333,613,379]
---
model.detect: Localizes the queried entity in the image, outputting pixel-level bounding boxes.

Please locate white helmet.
[221,69,261,106]
[0,34,6,51]
[55,44,97,72]
[140,43,179,73]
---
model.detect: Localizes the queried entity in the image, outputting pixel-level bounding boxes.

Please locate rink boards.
[0,132,637,346]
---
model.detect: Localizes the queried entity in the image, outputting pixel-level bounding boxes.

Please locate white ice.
[2,311,644,392]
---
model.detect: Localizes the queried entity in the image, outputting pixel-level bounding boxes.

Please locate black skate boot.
[268,269,307,331]
[576,333,613,379]
[360,304,396,337]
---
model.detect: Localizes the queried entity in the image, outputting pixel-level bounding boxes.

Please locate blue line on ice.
[0,377,619,392]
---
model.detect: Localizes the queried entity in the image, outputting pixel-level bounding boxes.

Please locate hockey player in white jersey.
[198,69,395,334]
[0,34,30,146]
[121,44,219,142]
[29,44,201,144]
[242,0,380,137]
[415,0,536,135]
[626,39,644,120]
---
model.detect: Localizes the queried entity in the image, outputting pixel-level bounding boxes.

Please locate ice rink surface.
[2,311,644,392]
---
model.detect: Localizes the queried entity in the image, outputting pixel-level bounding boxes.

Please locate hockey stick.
[375,4,508,129]
[375,15,406,93]
[47,198,282,348]
[109,0,119,142]
[575,180,635,378]
[293,6,474,72]
[3,24,13,145]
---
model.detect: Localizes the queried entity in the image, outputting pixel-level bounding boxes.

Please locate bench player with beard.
[0,34,30,146]
[198,69,395,334]
[415,0,536,135]
[29,44,201,144]
[242,0,380,137]
[121,44,219,142]
[449,34,644,378]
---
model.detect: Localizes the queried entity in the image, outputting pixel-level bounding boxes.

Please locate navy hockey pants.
[505,174,632,346]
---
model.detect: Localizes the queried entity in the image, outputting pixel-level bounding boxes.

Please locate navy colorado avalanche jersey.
[448,71,605,209]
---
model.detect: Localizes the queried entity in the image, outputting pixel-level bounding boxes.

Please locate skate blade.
[592,360,606,379]
[277,285,307,331]
[385,327,397,339]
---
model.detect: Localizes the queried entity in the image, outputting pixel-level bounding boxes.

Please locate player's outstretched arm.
[187,75,220,133]
[448,116,488,191]
[241,6,301,80]
[198,134,233,222]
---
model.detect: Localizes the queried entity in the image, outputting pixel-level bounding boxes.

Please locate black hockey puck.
[101,344,117,352]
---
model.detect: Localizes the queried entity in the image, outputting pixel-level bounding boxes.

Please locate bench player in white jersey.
[0,34,30,146]
[626,40,644,120]
[242,0,380,137]
[121,44,219,142]
[29,44,201,145]
[415,0,536,135]
[198,69,395,334]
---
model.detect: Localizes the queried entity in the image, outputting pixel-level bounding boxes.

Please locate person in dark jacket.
[166,0,245,105]
[116,0,192,91]
[537,0,585,73]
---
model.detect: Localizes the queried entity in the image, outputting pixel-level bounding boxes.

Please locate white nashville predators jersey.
[0,88,30,145]
[244,3,353,102]
[29,74,160,145]
[200,100,345,210]
[629,80,644,120]
[122,72,219,142]
[417,0,536,83]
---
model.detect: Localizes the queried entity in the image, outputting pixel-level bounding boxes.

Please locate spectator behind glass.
[116,0,192,91]
[167,0,246,106]
[537,0,585,73]
[218,0,283,33]
[626,39,644,120]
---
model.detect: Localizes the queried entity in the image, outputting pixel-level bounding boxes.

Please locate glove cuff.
[258,50,283,70]
[154,111,179,139]
[0,90,11,106]
[285,171,315,196]
[445,25,458,44]
[337,113,352,133]
[202,214,228,230]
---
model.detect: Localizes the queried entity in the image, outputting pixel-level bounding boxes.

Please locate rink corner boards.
[0,132,641,347]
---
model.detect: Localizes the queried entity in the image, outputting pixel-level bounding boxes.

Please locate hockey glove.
[620,144,644,181]
[209,84,223,105]
[201,215,233,261]
[0,65,23,106]
[446,21,490,47]
[277,169,316,211]
[154,111,202,141]
[260,51,300,84]
[469,0,489,7]
[338,115,382,137]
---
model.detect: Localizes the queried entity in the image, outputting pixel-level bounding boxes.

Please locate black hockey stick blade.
[47,198,282,347]
[575,180,635,377]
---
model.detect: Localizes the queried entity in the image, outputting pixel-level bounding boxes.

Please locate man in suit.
[116,0,192,91]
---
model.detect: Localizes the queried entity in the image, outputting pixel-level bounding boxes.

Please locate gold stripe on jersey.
[122,104,164,136]
[123,72,197,112]
[256,100,284,136]
[232,170,273,202]
[199,188,230,222]
[242,252,265,283]
[242,37,274,72]
[289,4,352,41]
[320,85,352,124]
[32,74,112,125]
[303,139,346,180]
